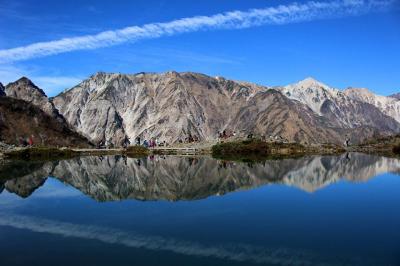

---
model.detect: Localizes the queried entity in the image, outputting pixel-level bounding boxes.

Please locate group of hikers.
[136,137,166,148]
[18,135,34,146]
[218,130,236,139]
[136,134,202,147]
[178,134,199,144]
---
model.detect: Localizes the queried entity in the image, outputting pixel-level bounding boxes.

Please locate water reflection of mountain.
[1,153,399,201]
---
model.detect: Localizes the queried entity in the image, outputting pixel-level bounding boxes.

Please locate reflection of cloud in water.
[0,213,369,266]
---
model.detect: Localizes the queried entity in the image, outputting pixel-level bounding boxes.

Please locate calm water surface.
[0,153,399,265]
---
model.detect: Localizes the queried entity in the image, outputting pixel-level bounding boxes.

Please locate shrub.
[392,144,400,154]
[212,139,270,156]
[124,145,149,156]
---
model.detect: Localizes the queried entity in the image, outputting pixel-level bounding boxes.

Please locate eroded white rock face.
[51,72,400,147]
[51,72,327,146]
[3,73,399,147]
[344,87,400,123]
[279,77,400,130]
[281,77,334,115]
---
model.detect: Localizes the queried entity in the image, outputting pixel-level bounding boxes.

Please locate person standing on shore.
[28,135,34,146]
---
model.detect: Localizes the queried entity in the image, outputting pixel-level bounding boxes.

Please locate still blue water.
[0,153,399,265]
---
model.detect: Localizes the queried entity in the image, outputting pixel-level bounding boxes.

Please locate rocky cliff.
[0,96,91,147]
[344,87,400,123]
[280,78,400,131]
[5,77,64,121]
[52,72,400,146]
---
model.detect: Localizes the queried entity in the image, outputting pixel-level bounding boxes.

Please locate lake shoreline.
[2,138,399,162]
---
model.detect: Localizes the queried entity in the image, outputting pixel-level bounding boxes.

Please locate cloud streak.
[0,0,394,63]
[0,213,365,265]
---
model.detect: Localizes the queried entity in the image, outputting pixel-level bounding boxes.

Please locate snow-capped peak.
[279,77,338,115]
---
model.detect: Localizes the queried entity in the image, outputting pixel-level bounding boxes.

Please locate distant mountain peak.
[389,92,400,100]
[5,77,65,119]
[90,71,113,79]
[296,77,330,89]
[6,77,47,97]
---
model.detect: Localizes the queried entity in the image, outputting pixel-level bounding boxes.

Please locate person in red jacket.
[28,135,34,146]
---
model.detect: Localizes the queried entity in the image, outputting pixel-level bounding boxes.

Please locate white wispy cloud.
[0,0,394,63]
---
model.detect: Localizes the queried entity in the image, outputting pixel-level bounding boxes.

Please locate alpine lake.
[0,153,399,265]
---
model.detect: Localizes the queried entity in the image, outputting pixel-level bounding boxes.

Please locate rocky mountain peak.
[279,77,338,116]
[90,71,110,79]
[296,77,330,89]
[6,77,47,97]
[5,77,64,119]
[344,87,400,123]
[165,70,180,77]
[389,92,400,100]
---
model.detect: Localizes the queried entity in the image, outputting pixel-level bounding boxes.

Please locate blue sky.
[0,0,399,96]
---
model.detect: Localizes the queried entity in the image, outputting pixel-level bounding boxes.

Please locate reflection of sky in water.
[0,155,400,265]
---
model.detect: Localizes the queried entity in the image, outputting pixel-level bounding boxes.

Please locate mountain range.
[1,71,400,147]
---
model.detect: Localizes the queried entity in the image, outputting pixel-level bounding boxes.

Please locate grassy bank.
[3,145,151,160]
[350,134,400,156]
[122,145,150,157]
[4,147,81,161]
[212,139,344,162]
[212,139,270,161]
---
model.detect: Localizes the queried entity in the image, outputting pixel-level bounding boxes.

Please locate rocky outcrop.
[0,96,91,147]
[5,77,62,119]
[344,87,400,123]
[280,78,400,132]
[0,78,92,147]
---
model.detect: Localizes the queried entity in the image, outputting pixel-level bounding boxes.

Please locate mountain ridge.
[1,72,399,147]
